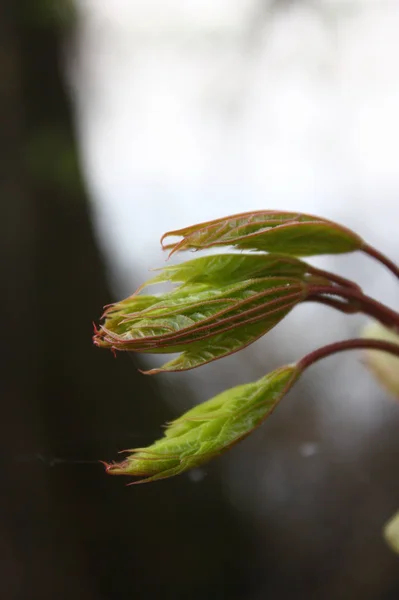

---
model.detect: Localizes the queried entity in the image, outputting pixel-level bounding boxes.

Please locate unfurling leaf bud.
[161,210,363,257]
[94,253,315,372]
[104,365,300,483]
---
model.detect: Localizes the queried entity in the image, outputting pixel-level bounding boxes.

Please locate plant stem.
[298,338,399,372]
[362,243,399,281]
[309,285,399,331]
[307,265,361,291]
[305,294,359,315]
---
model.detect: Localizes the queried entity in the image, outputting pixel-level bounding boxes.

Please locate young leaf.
[104,364,300,482]
[161,211,363,257]
[94,277,307,369]
[142,253,309,290]
[143,311,295,373]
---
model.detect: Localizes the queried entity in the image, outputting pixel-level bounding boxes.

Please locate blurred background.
[2,1,399,598]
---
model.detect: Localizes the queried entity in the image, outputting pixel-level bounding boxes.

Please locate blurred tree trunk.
[0,3,251,599]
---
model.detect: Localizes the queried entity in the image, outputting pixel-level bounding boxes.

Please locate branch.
[362,243,399,281]
[307,265,361,291]
[308,285,399,331]
[305,294,359,315]
[298,338,399,372]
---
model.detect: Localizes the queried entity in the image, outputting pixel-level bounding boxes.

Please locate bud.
[94,253,313,372]
[105,365,300,483]
[161,210,363,257]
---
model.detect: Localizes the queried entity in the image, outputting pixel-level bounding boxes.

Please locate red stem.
[298,338,399,372]
[305,294,358,315]
[307,265,361,291]
[309,285,399,331]
[362,243,399,281]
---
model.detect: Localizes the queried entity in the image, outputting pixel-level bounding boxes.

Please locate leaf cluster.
[94,207,399,518]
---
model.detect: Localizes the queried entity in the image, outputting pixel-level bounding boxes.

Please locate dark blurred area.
[1,3,399,599]
[1,3,254,599]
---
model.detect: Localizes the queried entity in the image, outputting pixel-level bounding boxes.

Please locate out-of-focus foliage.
[384,510,399,554]
[21,0,75,28]
[362,321,399,399]
[27,127,82,194]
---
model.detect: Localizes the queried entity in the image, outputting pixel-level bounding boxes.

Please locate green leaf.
[104,364,300,482]
[97,294,162,338]
[95,277,306,367]
[384,510,399,555]
[142,253,309,290]
[144,315,293,373]
[161,211,363,257]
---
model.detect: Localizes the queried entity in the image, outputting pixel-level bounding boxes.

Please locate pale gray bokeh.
[69,2,399,568]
